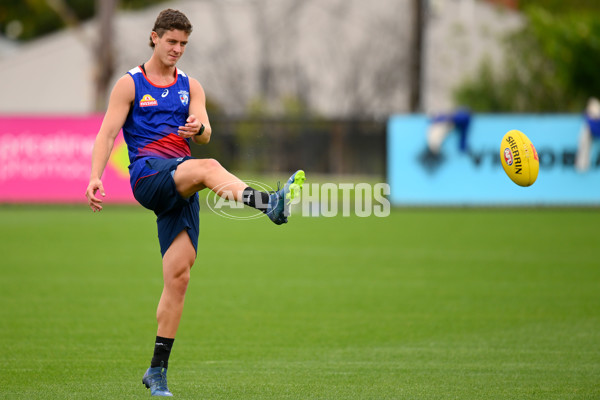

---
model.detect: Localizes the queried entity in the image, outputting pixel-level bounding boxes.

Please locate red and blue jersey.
[123,65,191,191]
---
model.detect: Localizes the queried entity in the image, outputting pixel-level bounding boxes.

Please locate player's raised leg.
[173,159,305,224]
[173,158,247,199]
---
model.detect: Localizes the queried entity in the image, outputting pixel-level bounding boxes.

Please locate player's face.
[153,29,189,67]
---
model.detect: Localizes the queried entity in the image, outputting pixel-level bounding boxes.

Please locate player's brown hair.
[149,9,193,48]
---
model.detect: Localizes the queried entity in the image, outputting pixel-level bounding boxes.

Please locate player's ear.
[151,31,159,46]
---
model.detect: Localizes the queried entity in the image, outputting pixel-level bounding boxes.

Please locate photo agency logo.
[205,181,391,220]
[205,180,270,220]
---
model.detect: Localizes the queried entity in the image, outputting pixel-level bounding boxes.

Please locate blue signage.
[387,114,600,205]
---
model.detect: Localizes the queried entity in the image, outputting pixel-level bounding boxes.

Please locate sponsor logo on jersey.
[161,89,169,97]
[140,94,158,107]
[178,90,189,106]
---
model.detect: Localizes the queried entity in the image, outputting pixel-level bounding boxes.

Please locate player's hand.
[177,114,201,138]
[85,178,105,212]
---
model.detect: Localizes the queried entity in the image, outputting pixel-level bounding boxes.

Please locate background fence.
[191,118,387,176]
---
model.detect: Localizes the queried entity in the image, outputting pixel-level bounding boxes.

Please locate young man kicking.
[85,8,305,397]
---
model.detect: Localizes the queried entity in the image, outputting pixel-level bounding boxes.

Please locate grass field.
[0,205,599,399]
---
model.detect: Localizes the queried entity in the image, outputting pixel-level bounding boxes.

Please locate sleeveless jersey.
[122,66,192,191]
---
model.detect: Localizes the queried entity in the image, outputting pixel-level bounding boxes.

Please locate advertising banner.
[387,114,600,206]
[0,116,135,203]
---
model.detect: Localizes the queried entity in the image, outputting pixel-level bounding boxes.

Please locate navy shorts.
[133,157,199,257]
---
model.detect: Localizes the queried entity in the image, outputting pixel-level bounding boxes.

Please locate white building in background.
[0,0,522,117]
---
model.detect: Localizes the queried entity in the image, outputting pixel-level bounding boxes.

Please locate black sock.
[242,187,270,212]
[151,336,175,369]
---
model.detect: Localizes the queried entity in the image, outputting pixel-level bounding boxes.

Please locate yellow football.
[500,130,539,187]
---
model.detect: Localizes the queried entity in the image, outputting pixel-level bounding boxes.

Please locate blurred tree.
[0,0,169,41]
[0,0,172,111]
[519,0,600,13]
[454,7,600,112]
[94,0,118,111]
[409,0,426,112]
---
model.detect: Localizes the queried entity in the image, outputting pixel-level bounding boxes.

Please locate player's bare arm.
[85,75,135,212]
[180,77,212,145]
